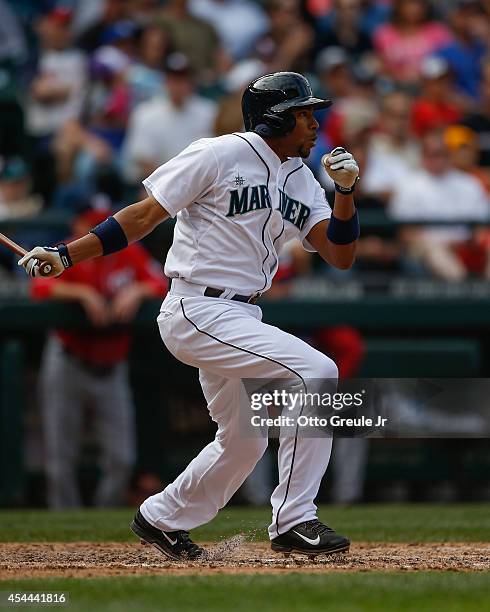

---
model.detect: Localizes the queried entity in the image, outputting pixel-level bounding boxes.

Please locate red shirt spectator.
[411,56,464,137]
[31,203,167,367]
[412,98,462,137]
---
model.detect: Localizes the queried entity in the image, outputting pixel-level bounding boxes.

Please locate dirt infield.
[0,540,489,579]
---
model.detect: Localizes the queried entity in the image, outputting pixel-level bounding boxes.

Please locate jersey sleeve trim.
[142,177,178,218]
[301,212,332,252]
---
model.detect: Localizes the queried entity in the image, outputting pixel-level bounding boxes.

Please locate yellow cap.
[444,125,477,150]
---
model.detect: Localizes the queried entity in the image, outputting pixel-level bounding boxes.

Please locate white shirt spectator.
[390,168,489,222]
[363,135,421,196]
[122,94,217,183]
[27,49,87,137]
[189,0,269,60]
[389,168,490,243]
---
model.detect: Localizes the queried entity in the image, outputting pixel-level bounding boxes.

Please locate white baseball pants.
[140,281,337,539]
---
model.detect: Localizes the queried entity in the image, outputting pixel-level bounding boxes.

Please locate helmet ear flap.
[258,111,296,136]
[254,123,275,137]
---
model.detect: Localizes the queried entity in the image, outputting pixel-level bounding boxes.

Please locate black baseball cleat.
[130,510,204,560]
[271,519,350,558]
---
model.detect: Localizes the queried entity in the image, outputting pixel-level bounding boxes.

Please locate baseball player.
[19,72,360,560]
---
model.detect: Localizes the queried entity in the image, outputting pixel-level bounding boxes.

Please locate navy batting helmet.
[241,72,332,137]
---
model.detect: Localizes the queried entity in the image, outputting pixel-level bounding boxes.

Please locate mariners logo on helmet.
[241,72,332,138]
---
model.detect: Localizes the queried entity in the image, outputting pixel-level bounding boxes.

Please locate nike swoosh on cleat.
[162,532,178,546]
[292,531,320,546]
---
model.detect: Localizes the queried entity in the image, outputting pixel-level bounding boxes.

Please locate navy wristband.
[90,216,128,255]
[57,243,73,268]
[335,176,359,194]
[327,210,360,245]
[335,182,355,194]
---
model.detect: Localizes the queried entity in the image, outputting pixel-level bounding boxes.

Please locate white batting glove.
[321,147,360,192]
[18,246,68,278]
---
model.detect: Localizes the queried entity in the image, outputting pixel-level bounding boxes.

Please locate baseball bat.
[0,232,53,276]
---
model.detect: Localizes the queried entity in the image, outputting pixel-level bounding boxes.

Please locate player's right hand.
[18,246,67,278]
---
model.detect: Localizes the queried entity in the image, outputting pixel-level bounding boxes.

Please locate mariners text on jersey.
[142,131,332,294]
[226,184,311,232]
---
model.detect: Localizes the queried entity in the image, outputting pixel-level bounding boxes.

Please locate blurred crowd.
[1,0,489,508]
[0,0,489,281]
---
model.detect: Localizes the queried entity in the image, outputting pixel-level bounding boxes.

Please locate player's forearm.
[67,197,168,266]
[332,192,355,219]
[65,232,103,265]
[113,198,169,243]
[325,239,357,270]
[326,193,358,269]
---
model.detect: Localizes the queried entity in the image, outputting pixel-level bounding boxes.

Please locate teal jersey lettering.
[278,189,310,230]
[226,184,272,217]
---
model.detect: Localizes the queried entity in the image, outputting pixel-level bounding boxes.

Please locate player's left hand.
[321,147,359,190]
[18,246,67,278]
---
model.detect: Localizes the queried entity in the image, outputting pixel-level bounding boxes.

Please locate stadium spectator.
[445,124,490,193]
[389,130,490,280]
[52,119,118,210]
[307,0,390,36]
[52,43,132,210]
[312,0,375,64]
[158,0,226,82]
[0,156,59,273]
[316,46,353,101]
[125,24,169,108]
[411,56,465,138]
[256,0,314,74]
[373,0,453,86]
[363,90,421,201]
[0,156,42,220]
[26,8,88,202]
[99,19,140,61]
[27,8,87,138]
[127,0,163,24]
[471,0,490,41]
[189,0,269,61]
[317,47,378,150]
[77,0,130,53]
[463,60,490,169]
[122,52,217,184]
[213,59,266,136]
[86,44,132,142]
[358,0,392,36]
[31,195,167,508]
[435,0,488,100]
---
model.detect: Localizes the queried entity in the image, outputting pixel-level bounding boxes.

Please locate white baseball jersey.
[143,131,332,294]
[140,130,338,541]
